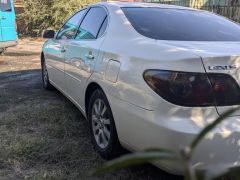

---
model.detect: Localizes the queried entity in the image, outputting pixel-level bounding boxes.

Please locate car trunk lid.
[202,54,240,117]
[165,41,240,116]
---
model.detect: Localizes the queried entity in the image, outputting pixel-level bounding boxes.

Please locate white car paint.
[42,2,240,174]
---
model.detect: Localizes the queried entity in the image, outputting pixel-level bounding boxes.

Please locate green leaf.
[94,149,178,175]
[190,107,239,152]
[144,148,177,153]
[19,0,99,36]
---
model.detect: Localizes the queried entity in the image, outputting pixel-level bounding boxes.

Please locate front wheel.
[41,58,54,90]
[88,89,123,159]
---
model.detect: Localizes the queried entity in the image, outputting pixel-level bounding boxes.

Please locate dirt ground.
[0,39,182,180]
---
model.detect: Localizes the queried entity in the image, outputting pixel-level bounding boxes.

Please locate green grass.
[0,69,180,180]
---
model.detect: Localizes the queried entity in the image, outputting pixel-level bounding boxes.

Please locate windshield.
[122,7,240,41]
[0,0,12,12]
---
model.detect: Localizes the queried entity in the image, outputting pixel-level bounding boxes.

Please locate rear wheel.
[88,89,123,159]
[41,58,54,90]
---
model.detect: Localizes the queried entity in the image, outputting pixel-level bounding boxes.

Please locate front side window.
[97,16,108,38]
[0,0,12,12]
[122,7,240,41]
[75,7,107,40]
[57,9,87,40]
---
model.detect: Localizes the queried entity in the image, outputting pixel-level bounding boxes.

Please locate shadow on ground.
[3,51,40,57]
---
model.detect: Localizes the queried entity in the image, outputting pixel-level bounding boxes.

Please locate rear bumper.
[108,94,240,175]
[0,40,18,49]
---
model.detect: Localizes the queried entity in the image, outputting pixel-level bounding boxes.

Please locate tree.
[19,0,99,36]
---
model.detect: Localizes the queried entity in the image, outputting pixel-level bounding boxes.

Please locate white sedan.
[41,2,240,174]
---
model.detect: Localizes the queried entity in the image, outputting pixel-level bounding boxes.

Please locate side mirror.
[42,30,55,39]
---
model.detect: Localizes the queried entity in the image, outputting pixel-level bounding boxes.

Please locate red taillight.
[208,74,240,106]
[143,70,240,107]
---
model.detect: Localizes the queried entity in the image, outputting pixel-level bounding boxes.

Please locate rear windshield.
[0,0,12,12]
[122,7,240,41]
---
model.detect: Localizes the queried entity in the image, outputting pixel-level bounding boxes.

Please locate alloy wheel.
[91,99,111,149]
[42,61,48,87]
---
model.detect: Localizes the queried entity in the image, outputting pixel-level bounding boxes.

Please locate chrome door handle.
[86,54,95,60]
[0,16,6,20]
[60,47,66,53]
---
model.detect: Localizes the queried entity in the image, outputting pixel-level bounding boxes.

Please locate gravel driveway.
[0,39,182,180]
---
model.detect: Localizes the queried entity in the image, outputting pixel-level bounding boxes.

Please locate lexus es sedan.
[41,2,240,174]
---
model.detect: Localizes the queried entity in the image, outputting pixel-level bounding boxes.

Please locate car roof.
[93,1,198,11]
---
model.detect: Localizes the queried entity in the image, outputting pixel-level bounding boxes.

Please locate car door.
[65,6,108,111]
[45,10,86,92]
[0,0,17,42]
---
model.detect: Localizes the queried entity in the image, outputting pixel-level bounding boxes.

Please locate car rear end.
[110,5,240,174]
[0,0,18,50]
[142,52,240,173]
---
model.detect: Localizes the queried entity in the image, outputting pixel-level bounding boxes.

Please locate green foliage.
[95,107,240,180]
[19,0,99,36]
[51,0,98,29]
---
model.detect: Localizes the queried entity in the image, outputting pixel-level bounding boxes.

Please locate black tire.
[41,57,54,90]
[88,89,123,159]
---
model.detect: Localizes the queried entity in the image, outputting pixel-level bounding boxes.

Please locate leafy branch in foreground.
[94,107,240,180]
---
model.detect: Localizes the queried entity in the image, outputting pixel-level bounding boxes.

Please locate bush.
[19,0,99,37]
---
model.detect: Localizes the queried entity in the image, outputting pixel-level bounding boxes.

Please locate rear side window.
[57,9,87,40]
[122,7,240,41]
[76,7,107,40]
[0,0,12,12]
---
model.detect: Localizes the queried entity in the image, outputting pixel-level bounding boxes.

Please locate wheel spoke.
[92,115,98,123]
[101,130,108,146]
[94,104,99,115]
[102,118,110,125]
[101,105,107,116]
[45,71,48,78]
[98,100,102,114]
[103,126,110,139]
